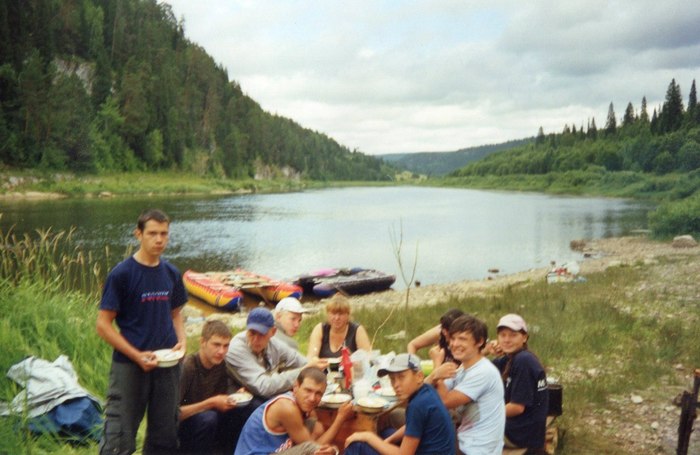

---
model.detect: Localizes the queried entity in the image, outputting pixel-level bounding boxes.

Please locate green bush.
[648,193,700,237]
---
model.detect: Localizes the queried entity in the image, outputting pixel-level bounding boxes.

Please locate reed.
[0,216,112,296]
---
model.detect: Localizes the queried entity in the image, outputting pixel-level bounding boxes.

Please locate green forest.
[447,78,700,237]
[0,0,393,180]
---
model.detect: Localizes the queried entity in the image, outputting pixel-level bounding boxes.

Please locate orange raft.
[183,270,244,311]
[211,268,303,304]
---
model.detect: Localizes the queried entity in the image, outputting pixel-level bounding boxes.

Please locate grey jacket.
[225,331,308,399]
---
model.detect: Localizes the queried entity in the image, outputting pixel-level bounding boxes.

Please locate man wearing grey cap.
[226,307,327,400]
[274,297,309,351]
[344,353,455,455]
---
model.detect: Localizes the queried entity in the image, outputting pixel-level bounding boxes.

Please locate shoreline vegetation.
[2,169,699,241]
[1,203,699,453]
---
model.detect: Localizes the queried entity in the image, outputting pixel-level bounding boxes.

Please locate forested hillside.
[380,138,531,176]
[449,78,700,236]
[0,0,393,180]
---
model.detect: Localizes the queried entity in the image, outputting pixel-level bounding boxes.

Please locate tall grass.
[1,216,112,296]
[0,220,113,453]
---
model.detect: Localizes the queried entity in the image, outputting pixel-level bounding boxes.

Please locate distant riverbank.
[0,170,398,200]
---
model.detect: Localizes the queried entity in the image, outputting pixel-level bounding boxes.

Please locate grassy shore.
[0,170,397,199]
[1,223,698,453]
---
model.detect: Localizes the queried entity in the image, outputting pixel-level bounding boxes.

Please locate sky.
[164,1,700,155]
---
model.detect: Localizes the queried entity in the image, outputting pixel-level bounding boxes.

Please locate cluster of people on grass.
[96,209,551,455]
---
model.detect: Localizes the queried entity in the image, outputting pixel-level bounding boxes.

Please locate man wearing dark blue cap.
[344,353,456,455]
[225,308,328,400]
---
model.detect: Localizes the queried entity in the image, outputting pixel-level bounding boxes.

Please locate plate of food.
[356,396,389,414]
[153,349,184,368]
[320,393,352,409]
[228,391,253,407]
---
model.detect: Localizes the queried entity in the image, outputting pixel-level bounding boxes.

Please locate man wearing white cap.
[274,297,309,351]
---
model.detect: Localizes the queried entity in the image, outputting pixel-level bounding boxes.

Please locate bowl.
[320,393,352,409]
[228,391,253,407]
[357,396,388,414]
[376,387,396,398]
[153,349,184,368]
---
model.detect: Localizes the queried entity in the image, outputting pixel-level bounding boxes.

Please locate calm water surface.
[0,187,650,288]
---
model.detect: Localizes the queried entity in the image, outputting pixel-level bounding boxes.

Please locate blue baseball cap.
[247,308,275,334]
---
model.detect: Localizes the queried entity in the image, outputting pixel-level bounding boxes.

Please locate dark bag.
[547,383,563,416]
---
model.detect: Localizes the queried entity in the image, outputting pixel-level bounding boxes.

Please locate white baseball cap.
[276,297,308,314]
[497,314,528,333]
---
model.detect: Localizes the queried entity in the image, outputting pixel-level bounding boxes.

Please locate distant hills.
[378,138,532,176]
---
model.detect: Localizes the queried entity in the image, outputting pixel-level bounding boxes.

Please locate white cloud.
[165,0,700,154]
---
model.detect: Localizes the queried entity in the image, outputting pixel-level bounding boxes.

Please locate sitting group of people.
[96,209,550,455]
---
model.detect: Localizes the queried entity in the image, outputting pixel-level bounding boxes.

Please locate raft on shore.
[183,270,243,312]
[210,268,303,303]
[293,267,396,297]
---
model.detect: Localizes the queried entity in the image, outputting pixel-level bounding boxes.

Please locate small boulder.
[631,394,644,404]
[672,235,697,248]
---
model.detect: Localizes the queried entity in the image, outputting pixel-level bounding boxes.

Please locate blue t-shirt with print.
[493,350,549,449]
[100,256,187,363]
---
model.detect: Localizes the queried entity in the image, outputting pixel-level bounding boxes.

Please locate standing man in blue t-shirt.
[344,353,456,455]
[96,209,188,454]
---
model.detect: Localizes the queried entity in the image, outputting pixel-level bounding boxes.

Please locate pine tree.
[604,102,617,136]
[622,102,635,127]
[688,79,698,124]
[536,126,545,145]
[639,97,649,124]
[659,78,684,133]
[587,118,598,140]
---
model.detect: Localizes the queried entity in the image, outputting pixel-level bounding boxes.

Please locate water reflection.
[0,187,651,287]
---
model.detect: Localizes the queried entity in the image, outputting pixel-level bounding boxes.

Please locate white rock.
[631,394,644,404]
[672,235,698,248]
[587,368,598,377]
[674,363,684,370]
[651,421,659,430]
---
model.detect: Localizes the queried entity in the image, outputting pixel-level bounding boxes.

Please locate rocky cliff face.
[54,58,95,94]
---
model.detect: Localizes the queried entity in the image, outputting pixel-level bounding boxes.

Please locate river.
[0,186,650,288]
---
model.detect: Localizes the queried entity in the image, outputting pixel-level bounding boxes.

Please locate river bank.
[183,234,700,454]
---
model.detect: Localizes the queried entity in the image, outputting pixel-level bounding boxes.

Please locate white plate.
[228,392,253,407]
[153,349,184,368]
[357,396,388,413]
[321,393,352,408]
[376,387,396,398]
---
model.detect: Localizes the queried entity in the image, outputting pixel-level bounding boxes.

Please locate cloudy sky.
[165,1,700,155]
